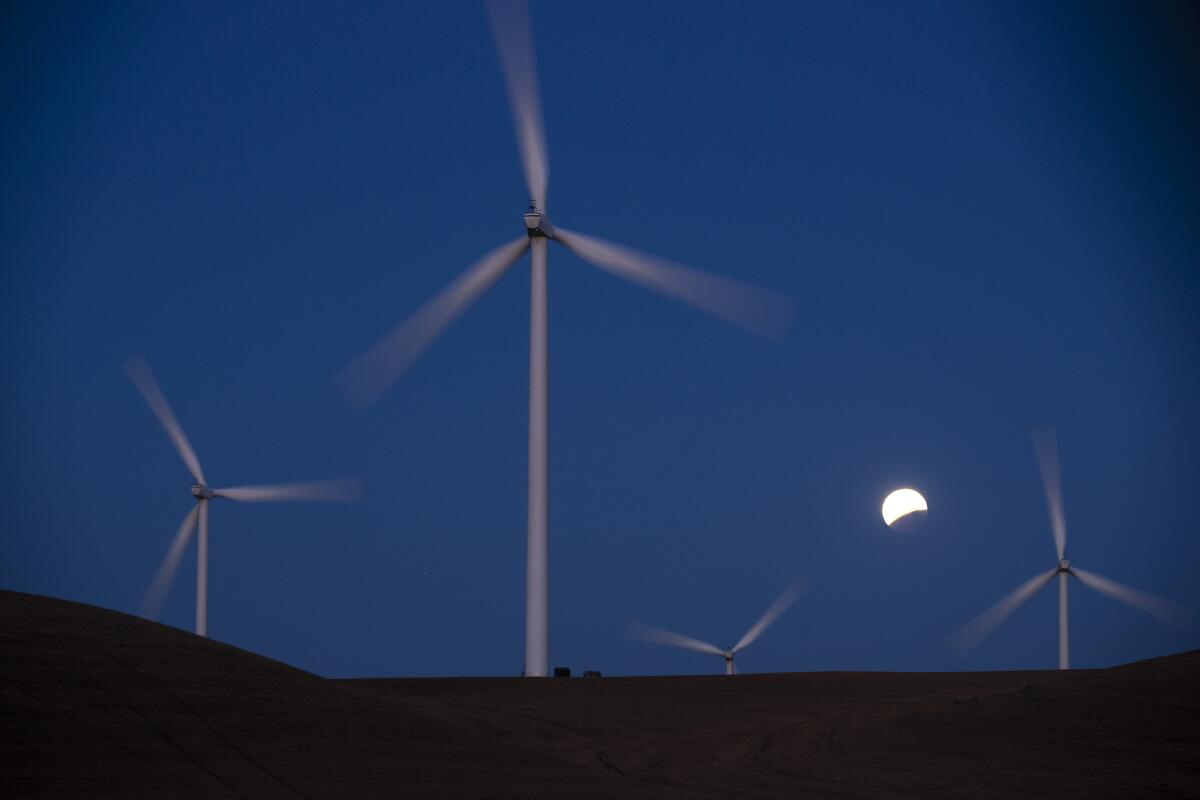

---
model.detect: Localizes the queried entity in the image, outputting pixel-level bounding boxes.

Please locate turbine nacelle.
[523,210,554,239]
[1058,558,1070,572]
[190,483,214,500]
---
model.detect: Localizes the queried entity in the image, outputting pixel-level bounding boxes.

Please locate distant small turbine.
[630,578,806,675]
[126,355,362,637]
[950,429,1190,669]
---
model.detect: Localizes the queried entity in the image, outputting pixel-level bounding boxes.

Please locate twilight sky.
[2,1,1198,678]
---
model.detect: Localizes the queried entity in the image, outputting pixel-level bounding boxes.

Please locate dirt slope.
[2,589,1198,798]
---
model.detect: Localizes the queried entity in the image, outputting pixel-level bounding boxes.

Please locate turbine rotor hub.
[191,483,214,500]
[1059,558,1070,571]
[523,210,555,239]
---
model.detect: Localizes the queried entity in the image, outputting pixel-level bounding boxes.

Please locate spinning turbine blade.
[213,478,363,503]
[555,227,796,338]
[485,0,549,210]
[1033,428,1067,561]
[733,576,807,653]
[139,505,200,620]
[125,355,206,484]
[1071,568,1192,629]
[336,236,530,410]
[950,568,1058,656]
[628,622,725,656]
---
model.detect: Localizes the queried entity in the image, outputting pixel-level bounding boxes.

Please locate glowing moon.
[882,488,927,531]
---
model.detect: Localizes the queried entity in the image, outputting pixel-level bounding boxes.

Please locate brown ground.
[2,589,1197,799]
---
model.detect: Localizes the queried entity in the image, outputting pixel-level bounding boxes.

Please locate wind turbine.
[126,355,362,637]
[335,0,795,677]
[630,578,806,675]
[951,429,1190,669]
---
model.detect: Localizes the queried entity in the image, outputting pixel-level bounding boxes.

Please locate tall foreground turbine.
[630,578,806,675]
[951,430,1190,668]
[336,0,795,676]
[126,356,361,637]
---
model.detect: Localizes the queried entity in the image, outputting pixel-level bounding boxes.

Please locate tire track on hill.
[106,652,311,799]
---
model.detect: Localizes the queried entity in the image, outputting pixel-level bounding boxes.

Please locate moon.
[882,488,928,531]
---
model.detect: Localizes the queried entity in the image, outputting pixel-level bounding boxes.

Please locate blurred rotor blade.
[1071,567,1192,629]
[125,355,206,484]
[1033,428,1067,561]
[139,505,200,620]
[212,478,363,503]
[336,237,529,411]
[628,622,725,657]
[485,0,549,210]
[949,568,1058,657]
[555,227,796,338]
[733,576,807,653]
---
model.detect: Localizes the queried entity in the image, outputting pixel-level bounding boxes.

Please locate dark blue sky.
[3,1,1198,678]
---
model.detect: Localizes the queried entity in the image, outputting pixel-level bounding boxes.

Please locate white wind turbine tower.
[630,578,806,675]
[951,429,1190,669]
[335,0,795,677]
[126,355,362,637]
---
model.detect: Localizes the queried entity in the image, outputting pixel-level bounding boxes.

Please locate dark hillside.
[3,590,1198,798]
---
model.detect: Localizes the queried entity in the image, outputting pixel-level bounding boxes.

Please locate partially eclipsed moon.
[882,488,928,531]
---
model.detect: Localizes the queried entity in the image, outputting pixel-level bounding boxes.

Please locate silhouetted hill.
[2,589,1198,798]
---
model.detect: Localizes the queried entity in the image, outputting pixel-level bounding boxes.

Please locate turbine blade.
[1033,427,1067,561]
[335,236,529,410]
[949,568,1058,657]
[554,227,796,338]
[628,622,725,656]
[733,576,807,653]
[212,478,363,503]
[139,505,200,620]
[124,355,206,484]
[485,0,549,211]
[1071,567,1192,629]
